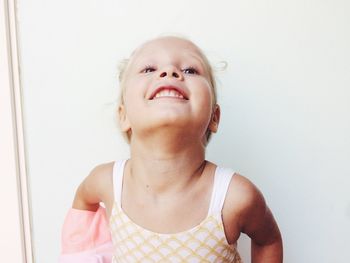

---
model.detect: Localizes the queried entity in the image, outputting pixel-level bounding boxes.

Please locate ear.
[118,104,131,132]
[208,104,220,133]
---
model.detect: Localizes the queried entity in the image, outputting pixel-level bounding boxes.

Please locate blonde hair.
[117,36,220,144]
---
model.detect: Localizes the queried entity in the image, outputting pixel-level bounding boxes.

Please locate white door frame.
[0,0,33,262]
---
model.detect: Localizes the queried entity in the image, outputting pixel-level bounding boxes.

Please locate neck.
[127,134,207,196]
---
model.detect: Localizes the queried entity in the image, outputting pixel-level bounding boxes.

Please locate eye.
[141,65,156,73]
[182,67,198,75]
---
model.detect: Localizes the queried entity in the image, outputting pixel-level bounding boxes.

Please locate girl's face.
[119,37,219,143]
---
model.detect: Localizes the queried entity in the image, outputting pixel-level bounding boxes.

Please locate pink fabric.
[59,206,113,263]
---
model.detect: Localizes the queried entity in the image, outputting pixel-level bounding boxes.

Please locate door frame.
[0,0,33,262]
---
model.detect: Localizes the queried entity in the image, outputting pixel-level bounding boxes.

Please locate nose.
[158,66,183,80]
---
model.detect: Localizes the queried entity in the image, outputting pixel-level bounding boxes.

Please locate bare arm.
[72,163,113,212]
[227,175,283,262]
[247,206,283,262]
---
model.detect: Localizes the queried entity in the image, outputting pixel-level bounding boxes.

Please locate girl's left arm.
[230,175,283,263]
[247,206,283,262]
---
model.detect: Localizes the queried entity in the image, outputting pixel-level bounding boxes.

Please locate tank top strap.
[207,166,236,215]
[112,159,127,205]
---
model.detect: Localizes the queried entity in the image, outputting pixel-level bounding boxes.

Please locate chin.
[154,116,188,128]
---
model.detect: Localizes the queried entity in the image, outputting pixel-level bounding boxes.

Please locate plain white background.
[15,0,350,262]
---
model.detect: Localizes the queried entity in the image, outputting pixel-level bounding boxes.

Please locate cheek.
[191,84,214,122]
[123,77,149,99]
[193,81,214,107]
[123,81,141,104]
[123,88,147,124]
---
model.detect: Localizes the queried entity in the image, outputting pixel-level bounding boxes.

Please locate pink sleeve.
[59,206,113,263]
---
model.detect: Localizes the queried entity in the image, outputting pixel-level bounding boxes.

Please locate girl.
[69,36,283,262]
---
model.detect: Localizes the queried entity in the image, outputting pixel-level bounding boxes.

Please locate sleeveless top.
[109,160,243,263]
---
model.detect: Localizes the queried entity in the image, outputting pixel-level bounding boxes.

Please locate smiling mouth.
[150,86,188,100]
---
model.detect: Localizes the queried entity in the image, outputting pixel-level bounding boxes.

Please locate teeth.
[154,89,184,99]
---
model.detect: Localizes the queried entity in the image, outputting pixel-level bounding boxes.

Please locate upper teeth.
[154,89,184,99]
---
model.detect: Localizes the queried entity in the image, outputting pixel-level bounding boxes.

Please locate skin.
[73,36,283,262]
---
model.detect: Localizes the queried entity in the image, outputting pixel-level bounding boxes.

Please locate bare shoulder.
[225,173,265,220]
[72,161,115,211]
[222,173,281,245]
[89,161,114,183]
[88,161,115,200]
[221,173,262,240]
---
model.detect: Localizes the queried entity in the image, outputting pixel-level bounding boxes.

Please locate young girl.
[70,36,283,262]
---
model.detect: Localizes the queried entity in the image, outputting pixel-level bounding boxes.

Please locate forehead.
[130,37,206,65]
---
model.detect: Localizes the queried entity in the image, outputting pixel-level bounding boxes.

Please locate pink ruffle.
[59,206,113,263]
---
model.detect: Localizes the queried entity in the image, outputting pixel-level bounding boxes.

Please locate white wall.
[16,0,350,262]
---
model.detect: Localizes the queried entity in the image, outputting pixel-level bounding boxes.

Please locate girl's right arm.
[72,163,114,212]
[61,163,114,260]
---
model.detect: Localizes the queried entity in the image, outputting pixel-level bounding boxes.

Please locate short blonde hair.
[117,36,219,144]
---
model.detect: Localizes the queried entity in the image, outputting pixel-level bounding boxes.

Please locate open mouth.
[150,86,188,100]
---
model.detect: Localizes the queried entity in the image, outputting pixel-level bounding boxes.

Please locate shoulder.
[87,161,115,199]
[73,161,115,209]
[222,173,267,242]
[84,161,114,186]
[89,161,115,181]
[226,173,265,216]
